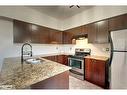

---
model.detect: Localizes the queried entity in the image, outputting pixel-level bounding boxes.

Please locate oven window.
[70,59,82,69]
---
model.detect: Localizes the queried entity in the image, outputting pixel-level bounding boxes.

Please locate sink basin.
[25,58,42,64]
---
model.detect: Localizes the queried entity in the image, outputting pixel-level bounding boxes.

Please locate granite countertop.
[85,55,109,61]
[0,57,71,89]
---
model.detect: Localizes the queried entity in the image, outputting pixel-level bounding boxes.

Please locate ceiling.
[28,6,93,20]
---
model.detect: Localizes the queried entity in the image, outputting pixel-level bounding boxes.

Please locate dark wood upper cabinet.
[31,26,63,44]
[63,20,109,44]
[109,14,127,31]
[96,20,109,43]
[50,29,63,44]
[86,23,97,43]
[31,24,50,44]
[31,24,41,43]
[70,26,84,36]
[63,31,75,44]
[14,14,127,44]
[87,20,109,43]
[13,20,32,43]
[13,20,61,44]
[39,27,50,44]
[63,26,84,44]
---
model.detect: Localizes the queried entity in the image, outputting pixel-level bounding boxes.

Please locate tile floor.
[69,76,102,89]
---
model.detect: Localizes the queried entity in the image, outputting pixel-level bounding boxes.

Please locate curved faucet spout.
[21,43,32,64]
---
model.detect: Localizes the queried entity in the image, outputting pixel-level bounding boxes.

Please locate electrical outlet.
[102,48,109,52]
[56,47,58,50]
[106,48,109,51]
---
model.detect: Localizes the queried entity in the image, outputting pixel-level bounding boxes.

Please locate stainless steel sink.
[25,58,43,64]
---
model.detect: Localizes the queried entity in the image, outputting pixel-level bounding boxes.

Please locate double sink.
[25,58,44,64]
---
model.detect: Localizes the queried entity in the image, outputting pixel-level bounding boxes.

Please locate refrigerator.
[109,29,127,89]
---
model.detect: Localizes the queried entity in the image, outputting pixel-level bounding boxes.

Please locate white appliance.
[109,29,127,89]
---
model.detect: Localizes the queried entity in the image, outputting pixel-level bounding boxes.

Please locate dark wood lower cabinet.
[31,71,69,89]
[85,58,109,88]
[85,58,93,82]
[57,55,68,66]
[43,55,68,66]
[92,60,106,87]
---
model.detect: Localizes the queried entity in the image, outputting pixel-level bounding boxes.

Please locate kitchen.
[0,6,127,90]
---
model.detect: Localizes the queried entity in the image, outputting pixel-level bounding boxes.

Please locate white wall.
[0,18,63,70]
[0,6,62,30]
[62,6,127,30]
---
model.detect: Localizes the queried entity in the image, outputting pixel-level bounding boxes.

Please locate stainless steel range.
[68,48,91,80]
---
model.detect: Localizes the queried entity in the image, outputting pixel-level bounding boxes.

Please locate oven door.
[68,58,84,74]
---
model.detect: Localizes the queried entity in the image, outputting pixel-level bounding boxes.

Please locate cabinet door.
[124,14,127,28]
[86,23,97,43]
[54,55,58,62]
[85,58,93,82]
[13,20,31,43]
[31,24,41,43]
[63,55,68,66]
[48,56,56,62]
[57,55,68,66]
[31,25,50,44]
[63,31,76,44]
[70,26,84,36]
[57,55,63,64]
[40,27,50,44]
[13,20,50,44]
[44,55,68,66]
[96,20,109,43]
[43,56,50,60]
[50,29,63,44]
[87,20,109,43]
[92,59,106,87]
[83,25,88,34]
[63,26,84,44]
[109,14,127,31]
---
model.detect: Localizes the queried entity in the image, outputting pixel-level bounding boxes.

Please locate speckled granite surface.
[0,57,71,89]
[85,55,109,61]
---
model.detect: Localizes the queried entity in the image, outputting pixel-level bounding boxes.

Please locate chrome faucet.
[21,43,32,64]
